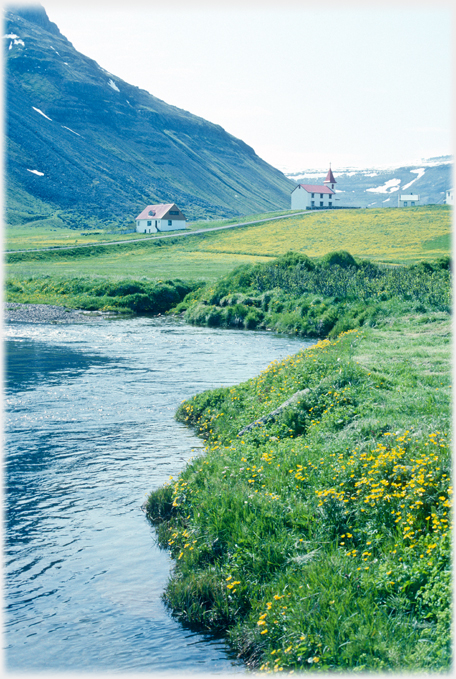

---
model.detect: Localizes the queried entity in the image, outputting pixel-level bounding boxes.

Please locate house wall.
[291,186,311,209]
[291,187,335,210]
[445,190,454,206]
[136,219,187,233]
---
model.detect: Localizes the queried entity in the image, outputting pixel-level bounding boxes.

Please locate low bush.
[175,251,451,337]
[5,276,202,315]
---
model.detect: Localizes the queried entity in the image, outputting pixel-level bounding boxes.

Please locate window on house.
[168,220,172,226]
[329,202,332,207]
[147,220,151,226]
[311,200,315,207]
[311,193,314,198]
[403,202,408,207]
[411,202,415,206]
[320,201,323,207]
[169,210,179,215]
[320,194,323,198]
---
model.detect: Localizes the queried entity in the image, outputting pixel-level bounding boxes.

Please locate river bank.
[3,301,112,323]
[146,313,452,672]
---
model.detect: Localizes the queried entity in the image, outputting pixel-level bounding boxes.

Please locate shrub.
[320,250,358,269]
[244,308,264,329]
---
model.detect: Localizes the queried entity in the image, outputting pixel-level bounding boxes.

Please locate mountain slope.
[4,5,295,225]
[287,157,452,209]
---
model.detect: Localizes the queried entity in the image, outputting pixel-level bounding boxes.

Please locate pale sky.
[9,0,454,173]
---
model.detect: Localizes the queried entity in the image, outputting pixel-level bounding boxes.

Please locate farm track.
[6,211,313,254]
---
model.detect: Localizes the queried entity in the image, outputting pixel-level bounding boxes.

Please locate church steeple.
[324,164,336,190]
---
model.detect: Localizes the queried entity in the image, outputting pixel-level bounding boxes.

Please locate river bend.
[4,315,310,672]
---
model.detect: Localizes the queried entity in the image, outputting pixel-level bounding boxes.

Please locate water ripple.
[4,316,311,672]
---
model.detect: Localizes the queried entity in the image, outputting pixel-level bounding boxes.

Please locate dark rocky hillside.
[4,5,295,227]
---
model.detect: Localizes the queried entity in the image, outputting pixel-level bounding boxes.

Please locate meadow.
[192,205,451,263]
[5,209,301,252]
[146,313,451,672]
[5,207,451,298]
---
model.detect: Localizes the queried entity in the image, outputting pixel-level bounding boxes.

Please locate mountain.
[287,157,453,209]
[4,5,295,227]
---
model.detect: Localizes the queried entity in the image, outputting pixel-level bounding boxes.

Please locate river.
[4,315,311,673]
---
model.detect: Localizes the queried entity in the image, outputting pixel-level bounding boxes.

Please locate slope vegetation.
[5,6,294,226]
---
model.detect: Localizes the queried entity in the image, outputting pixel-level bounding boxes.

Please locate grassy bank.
[5,276,200,314]
[146,311,451,672]
[173,251,451,338]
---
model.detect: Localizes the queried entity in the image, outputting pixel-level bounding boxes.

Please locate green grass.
[5,206,451,288]
[6,246,269,284]
[5,277,199,314]
[146,313,452,672]
[173,251,451,338]
[5,209,302,252]
[5,198,452,672]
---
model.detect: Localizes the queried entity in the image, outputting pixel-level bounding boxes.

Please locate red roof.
[324,167,337,184]
[135,203,179,220]
[298,184,335,194]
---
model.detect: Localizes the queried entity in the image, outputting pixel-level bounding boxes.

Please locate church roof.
[324,167,337,184]
[297,184,335,194]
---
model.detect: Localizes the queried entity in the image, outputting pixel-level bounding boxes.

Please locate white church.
[291,167,338,210]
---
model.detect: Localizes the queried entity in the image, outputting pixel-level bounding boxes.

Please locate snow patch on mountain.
[27,169,44,176]
[402,168,426,191]
[4,33,25,48]
[32,107,52,121]
[108,79,120,92]
[62,126,81,137]
[366,178,401,194]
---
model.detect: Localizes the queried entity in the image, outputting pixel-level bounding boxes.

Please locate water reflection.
[4,337,115,392]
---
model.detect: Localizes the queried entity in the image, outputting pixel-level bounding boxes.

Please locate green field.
[5,210,302,252]
[5,202,452,672]
[5,206,452,287]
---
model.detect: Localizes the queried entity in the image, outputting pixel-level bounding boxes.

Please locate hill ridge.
[5,5,294,226]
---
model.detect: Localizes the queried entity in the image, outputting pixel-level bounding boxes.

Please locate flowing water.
[4,315,311,673]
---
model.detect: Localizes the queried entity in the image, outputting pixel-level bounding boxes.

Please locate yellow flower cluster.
[191,206,450,262]
[226,575,241,593]
[315,431,451,565]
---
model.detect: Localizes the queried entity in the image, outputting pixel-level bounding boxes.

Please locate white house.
[135,203,187,233]
[398,194,420,207]
[291,167,337,210]
[445,189,454,206]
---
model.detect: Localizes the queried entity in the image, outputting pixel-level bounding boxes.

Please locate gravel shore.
[4,302,115,324]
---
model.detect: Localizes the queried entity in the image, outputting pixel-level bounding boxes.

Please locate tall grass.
[5,276,200,314]
[175,251,451,337]
[146,315,452,672]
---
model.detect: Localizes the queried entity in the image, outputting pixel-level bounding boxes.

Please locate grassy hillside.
[146,312,451,672]
[6,6,294,224]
